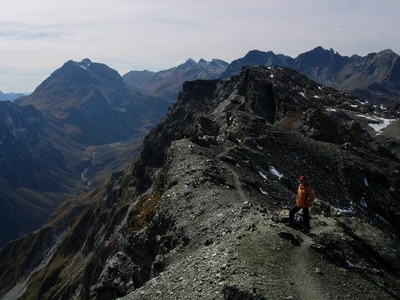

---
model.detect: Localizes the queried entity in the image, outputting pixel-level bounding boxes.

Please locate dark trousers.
[289,205,310,229]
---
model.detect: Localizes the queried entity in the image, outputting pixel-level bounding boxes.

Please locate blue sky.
[1,0,399,93]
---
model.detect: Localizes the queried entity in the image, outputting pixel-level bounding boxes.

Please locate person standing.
[289,176,315,232]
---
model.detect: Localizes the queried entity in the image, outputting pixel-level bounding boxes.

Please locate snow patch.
[258,171,268,181]
[356,114,396,134]
[269,166,283,179]
[345,260,354,269]
[259,188,268,195]
[333,203,356,216]
[299,92,305,98]
[375,213,390,225]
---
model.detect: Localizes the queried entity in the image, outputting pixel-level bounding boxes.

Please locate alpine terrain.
[123,58,229,103]
[1,66,399,299]
[222,47,400,107]
[0,59,170,246]
[16,59,169,145]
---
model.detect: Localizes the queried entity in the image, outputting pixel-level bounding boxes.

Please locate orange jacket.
[296,184,315,208]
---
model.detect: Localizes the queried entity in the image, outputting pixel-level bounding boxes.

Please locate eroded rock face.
[1,66,399,300]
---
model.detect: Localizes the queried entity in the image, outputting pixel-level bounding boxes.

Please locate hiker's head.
[299,175,306,183]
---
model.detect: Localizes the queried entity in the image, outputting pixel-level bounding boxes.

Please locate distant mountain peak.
[70,58,95,72]
[184,58,197,65]
[0,91,26,101]
[376,49,397,57]
[80,58,93,67]
[123,57,228,103]
[223,47,400,105]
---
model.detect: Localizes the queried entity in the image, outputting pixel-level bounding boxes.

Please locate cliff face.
[1,67,400,300]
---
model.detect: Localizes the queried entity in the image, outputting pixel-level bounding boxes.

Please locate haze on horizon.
[1,0,399,93]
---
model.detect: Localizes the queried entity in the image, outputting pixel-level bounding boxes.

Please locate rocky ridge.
[118,66,400,300]
[1,66,399,299]
[222,47,400,107]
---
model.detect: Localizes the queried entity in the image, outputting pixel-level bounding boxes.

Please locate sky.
[1,0,399,93]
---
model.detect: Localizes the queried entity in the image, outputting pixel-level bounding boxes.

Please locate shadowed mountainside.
[16,59,169,145]
[0,100,87,246]
[1,59,170,246]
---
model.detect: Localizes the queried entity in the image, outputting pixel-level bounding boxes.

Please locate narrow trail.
[224,164,247,202]
[285,215,337,299]
[216,145,248,203]
[289,233,326,300]
[216,140,326,299]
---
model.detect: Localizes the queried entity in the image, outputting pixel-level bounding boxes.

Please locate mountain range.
[1,47,400,245]
[0,63,399,299]
[0,47,399,299]
[222,47,400,107]
[123,47,400,108]
[0,59,170,246]
[123,58,229,103]
[0,91,25,102]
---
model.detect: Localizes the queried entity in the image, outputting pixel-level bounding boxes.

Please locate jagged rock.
[91,251,133,299]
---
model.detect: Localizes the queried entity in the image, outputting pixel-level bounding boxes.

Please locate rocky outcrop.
[222,47,400,106]
[1,66,399,300]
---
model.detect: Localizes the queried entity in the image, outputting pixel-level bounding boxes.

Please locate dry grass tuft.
[128,192,161,233]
